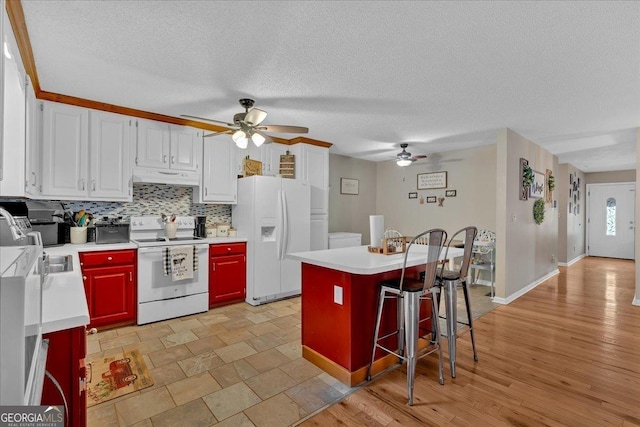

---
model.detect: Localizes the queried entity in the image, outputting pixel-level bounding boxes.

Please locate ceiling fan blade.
[181,114,236,127]
[244,108,268,126]
[203,130,232,138]
[253,129,274,145]
[412,155,428,160]
[258,125,309,134]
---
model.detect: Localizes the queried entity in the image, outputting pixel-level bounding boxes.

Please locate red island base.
[301,262,430,386]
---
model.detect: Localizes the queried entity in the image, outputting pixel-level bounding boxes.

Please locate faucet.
[0,207,26,241]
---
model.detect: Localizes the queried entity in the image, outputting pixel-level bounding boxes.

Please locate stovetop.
[129,216,206,247]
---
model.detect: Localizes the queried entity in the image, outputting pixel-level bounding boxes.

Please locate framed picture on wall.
[426,196,437,203]
[529,170,545,198]
[340,178,359,195]
[417,172,447,190]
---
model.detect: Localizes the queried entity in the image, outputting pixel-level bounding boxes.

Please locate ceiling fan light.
[396,159,412,167]
[232,130,248,149]
[251,132,265,147]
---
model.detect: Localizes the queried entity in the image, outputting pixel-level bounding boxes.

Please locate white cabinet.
[234,144,262,176]
[0,5,27,197]
[310,214,329,251]
[170,126,200,171]
[136,120,200,172]
[89,110,132,199]
[41,102,132,201]
[0,0,4,184]
[296,143,329,215]
[261,142,293,176]
[195,138,237,204]
[24,75,40,197]
[135,119,169,169]
[41,102,89,198]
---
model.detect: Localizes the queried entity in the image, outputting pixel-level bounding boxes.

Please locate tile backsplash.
[60,184,231,226]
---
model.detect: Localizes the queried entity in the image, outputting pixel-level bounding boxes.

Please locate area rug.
[86,349,153,407]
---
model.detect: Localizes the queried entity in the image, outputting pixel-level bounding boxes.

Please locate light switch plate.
[333,285,343,305]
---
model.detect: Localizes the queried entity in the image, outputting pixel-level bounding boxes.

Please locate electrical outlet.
[551,254,556,262]
[512,214,517,222]
[333,285,343,305]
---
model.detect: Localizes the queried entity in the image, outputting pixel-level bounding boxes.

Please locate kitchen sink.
[45,254,73,274]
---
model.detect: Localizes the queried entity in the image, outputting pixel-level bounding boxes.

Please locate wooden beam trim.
[6,0,40,93]
[7,0,332,149]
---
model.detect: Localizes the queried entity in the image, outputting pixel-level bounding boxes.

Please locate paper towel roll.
[369,215,384,247]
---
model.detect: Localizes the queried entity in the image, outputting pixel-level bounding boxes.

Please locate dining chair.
[366,228,447,406]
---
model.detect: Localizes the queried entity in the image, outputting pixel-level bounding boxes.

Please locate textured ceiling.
[19,1,640,172]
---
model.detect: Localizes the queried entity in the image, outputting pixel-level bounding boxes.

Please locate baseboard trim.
[492,269,560,305]
[558,254,586,267]
[302,346,398,387]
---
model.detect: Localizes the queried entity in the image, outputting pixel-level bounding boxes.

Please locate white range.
[130,216,209,324]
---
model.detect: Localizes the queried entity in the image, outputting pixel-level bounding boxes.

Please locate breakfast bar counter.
[288,245,463,386]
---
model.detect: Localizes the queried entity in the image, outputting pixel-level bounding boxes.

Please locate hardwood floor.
[299,257,640,426]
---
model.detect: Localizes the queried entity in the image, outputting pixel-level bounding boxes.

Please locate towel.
[169,245,193,281]
[163,246,199,278]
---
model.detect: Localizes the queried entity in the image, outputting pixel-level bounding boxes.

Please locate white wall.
[497,129,559,300]
[328,154,377,244]
[557,164,586,264]
[375,144,497,239]
[635,128,640,305]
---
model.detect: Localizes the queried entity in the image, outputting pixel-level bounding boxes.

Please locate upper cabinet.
[41,102,132,201]
[296,143,329,214]
[89,110,132,200]
[261,142,294,177]
[0,5,27,197]
[135,120,200,172]
[194,138,237,204]
[24,76,40,197]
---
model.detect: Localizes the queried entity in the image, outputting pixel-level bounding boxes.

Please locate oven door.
[137,244,209,303]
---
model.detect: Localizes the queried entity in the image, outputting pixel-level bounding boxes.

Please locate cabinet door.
[261,142,290,176]
[200,138,237,203]
[83,264,136,328]
[90,110,132,200]
[310,214,328,251]
[1,11,27,197]
[170,125,200,171]
[24,76,40,196]
[298,144,329,214]
[41,102,89,197]
[209,253,246,306]
[136,119,170,168]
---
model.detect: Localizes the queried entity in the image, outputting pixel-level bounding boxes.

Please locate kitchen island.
[288,244,463,386]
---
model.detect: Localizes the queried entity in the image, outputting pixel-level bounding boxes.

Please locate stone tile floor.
[87,285,497,427]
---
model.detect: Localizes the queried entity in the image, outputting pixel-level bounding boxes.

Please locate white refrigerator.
[232,176,311,305]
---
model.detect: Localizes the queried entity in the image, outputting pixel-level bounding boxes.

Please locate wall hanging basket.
[533,198,545,224]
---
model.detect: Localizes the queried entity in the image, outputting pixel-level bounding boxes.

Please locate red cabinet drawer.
[210,243,246,257]
[80,249,136,267]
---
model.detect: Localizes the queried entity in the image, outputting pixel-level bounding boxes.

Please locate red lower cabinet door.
[209,254,246,305]
[83,265,136,328]
[42,326,87,427]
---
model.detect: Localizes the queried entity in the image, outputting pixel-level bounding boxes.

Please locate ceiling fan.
[182,98,309,149]
[395,143,427,166]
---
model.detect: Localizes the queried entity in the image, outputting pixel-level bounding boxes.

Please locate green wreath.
[533,198,545,224]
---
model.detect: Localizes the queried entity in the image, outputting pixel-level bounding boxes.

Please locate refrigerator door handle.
[276,190,284,260]
[282,191,289,258]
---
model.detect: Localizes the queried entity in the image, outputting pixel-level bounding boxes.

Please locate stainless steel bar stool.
[436,226,478,378]
[366,228,447,406]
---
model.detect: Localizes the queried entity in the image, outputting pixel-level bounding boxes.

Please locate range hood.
[132,168,200,186]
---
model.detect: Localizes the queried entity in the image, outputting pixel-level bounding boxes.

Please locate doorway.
[586,183,635,259]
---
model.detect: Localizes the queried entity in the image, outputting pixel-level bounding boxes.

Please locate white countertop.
[40,238,247,333]
[202,237,247,244]
[288,245,464,275]
[42,242,136,333]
